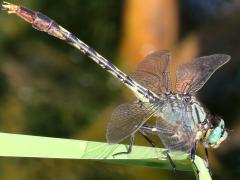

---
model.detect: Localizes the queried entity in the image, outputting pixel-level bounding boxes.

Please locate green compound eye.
[208,127,222,144]
[207,119,225,144]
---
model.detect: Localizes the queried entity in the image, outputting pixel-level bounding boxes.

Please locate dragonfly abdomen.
[2,2,162,104]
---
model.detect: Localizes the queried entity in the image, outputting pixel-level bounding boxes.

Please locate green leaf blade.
[0,132,211,179]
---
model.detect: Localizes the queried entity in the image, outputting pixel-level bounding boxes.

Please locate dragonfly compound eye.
[207,118,228,148]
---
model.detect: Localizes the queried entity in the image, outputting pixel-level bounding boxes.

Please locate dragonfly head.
[205,116,228,148]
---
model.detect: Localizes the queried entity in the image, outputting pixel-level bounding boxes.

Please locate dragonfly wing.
[106,101,158,144]
[175,54,230,94]
[156,117,195,153]
[156,104,196,153]
[130,50,172,94]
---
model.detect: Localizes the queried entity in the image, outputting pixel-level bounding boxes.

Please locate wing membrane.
[155,102,196,153]
[130,50,172,94]
[156,117,195,152]
[106,101,158,144]
[175,54,230,94]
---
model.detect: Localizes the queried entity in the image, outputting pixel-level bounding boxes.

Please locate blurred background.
[0,0,239,179]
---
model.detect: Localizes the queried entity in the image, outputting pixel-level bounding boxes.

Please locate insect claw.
[173,167,177,176]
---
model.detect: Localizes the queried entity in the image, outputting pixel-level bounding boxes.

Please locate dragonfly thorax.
[153,93,216,153]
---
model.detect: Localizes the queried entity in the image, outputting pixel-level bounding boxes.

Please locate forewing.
[175,54,230,94]
[106,101,158,144]
[130,50,172,94]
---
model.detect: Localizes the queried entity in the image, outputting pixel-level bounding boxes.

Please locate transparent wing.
[156,103,196,153]
[106,101,158,144]
[130,50,172,94]
[175,54,230,94]
[156,117,195,153]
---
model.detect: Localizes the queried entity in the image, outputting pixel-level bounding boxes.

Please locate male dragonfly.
[2,1,230,171]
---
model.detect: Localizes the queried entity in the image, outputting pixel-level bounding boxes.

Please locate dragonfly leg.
[113,134,135,157]
[138,128,156,147]
[191,143,200,176]
[204,147,209,167]
[190,144,196,162]
[140,125,177,173]
[140,124,159,134]
[165,151,176,174]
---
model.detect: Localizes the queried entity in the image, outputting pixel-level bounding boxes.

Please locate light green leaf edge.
[0,132,211,179]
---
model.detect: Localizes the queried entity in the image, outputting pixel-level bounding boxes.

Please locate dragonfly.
[3,2,230,171]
